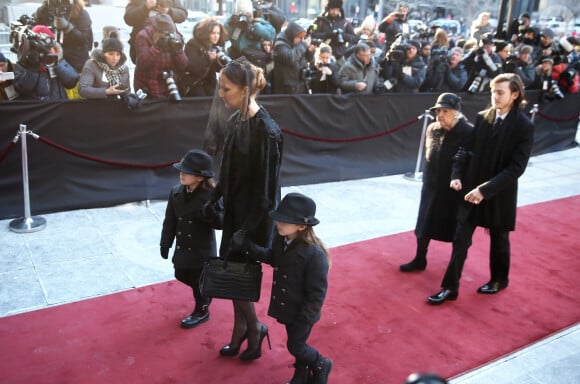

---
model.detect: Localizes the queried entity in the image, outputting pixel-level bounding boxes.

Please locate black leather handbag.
[199,253,262,302]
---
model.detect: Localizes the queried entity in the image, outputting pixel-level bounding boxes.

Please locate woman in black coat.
[181,17,228,97]
[208,58,283,360]
[400,93,473,272]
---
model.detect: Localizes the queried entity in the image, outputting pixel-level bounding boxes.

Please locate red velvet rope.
[37,136,177,169]
[0,141,16,164]
[281,116,421,143]
[536,110,580,122]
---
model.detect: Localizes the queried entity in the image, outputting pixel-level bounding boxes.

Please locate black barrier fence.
[0,91,578,220]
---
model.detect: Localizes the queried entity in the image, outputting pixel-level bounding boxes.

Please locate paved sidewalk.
[1,146,579,383]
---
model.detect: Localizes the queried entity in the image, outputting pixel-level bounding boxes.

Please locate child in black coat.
[160,149,223,328]
[246,192,332,384]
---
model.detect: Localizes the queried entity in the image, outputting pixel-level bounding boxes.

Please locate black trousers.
[175,268,211,310]
[441,219,511,291]
[285,321,319,365]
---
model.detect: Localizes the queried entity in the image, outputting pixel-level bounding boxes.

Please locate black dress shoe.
[477,281,508,294]
[427,289,458,305]
[180,311,209,329]
[399,259,427,272]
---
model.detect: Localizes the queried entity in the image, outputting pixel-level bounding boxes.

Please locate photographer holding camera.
[225,0,276,63]
[134,13,187,100]
[462,33,502,93]
[378,3,409,52]
[272,21,315,94]
[181,17,229,97]
[12,24,79,100]
[34,0,93,74]
[308,45,339,94]
[124,0,187,64]
[310,0,356,66]
[78,35,131,99]
[504,45,535,88]
[421,47,468,93]
[381,39,426,93]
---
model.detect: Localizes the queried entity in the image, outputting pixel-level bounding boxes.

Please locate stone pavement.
[1,146,579,383]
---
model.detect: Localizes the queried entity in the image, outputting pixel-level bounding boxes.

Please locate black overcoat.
[160,185,223,269]
[215,107,283,261]
[454,107,534,231]
[250,236,329,325]
[415,118,473,241]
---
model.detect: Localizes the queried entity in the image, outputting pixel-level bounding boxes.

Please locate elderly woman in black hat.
[78,36,131,99]
[160,149,223,329]
[245,192,332,384]
[400,93,473,273]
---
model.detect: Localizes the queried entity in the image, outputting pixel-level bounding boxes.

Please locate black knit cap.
[327,0,343,9]
[102,37,123,53]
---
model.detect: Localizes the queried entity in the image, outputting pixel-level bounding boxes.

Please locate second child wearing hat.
[239,193,333,384]
[78,36,131,99]
[400,93,473,272]
[160,149,224,329]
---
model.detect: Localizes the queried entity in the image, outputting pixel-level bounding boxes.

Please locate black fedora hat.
[430,93,461,111]
[173,149,214,177]
[270,193,319,226]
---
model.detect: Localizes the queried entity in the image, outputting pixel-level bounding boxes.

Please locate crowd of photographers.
[1,0,579,103]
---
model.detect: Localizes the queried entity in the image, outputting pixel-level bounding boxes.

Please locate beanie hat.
[494,40,508,52]
[407,40,421,51]
[540,56,553,64]
[540,28,554,39]
[151,13,176,34]
[519,44,533,54]
[31,25,55,39]
[102,37,123,53]
[235,0,253,15]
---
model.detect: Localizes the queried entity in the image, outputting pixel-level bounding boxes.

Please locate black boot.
[399,258,427,272]
[180,305,210,329]
[286,362,309,384]
[401,237,429,272]
[309,356,332,384]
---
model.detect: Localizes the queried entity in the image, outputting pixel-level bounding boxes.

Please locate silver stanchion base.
[403,171,423,182]
[9,216,47,233]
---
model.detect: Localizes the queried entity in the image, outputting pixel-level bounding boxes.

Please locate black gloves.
[229,228,247,253]
[54,16,73,33]
[160,247,169,259]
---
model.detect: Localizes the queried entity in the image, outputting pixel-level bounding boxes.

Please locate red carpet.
[1,196,579,384]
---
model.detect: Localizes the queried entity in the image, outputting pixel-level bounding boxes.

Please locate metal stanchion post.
[530,104,539,122]
[404,110,433,182]
[9,124,47,233]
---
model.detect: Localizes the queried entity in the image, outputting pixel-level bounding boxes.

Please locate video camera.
[119,89,148,110]
[10,17,58,67]
[385,33,409,62]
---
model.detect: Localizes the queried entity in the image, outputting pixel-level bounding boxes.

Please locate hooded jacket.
[273,22,314,94]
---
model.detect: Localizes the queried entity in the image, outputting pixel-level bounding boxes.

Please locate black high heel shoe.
[219,331,248,356]
[239,324,271,361]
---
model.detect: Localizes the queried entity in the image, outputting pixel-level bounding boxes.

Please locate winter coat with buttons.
[249,235,329,325]
[160,184,223,269]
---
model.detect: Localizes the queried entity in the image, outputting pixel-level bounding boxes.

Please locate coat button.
[283,274,287,279]
[188,221,192,224]
[188,234,191,237]
[177,232,181,235]
[280,302,285,306]
[272,295,276,300]
[273,281,277,285]
[176,245,180,249]
[281,288,286,292]
[178,217,182,221]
